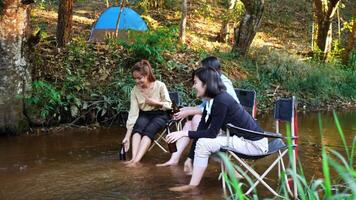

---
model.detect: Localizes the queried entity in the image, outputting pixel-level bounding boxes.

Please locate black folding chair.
[148,92,183,153]
[235,89,257,119]
[220,96,298,198]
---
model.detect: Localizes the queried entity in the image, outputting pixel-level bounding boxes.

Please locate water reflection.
[0,110,354,199]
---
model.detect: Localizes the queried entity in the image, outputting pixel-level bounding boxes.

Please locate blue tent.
[89,7,148,42]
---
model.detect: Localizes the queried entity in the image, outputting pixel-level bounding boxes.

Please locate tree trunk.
[232,0,264,56]
[344,4,356,65]
[218,0,236,43]
[56,0,73,47]
[312,0,340,60]
[179,0,188,44]
[0,0,31,134]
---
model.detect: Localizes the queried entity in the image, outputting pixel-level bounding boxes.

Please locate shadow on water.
[0,110,355,199]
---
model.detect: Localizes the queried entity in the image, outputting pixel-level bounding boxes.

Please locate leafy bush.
[25,80,62,121]
[108,27,178,66]
[338,70,356,99]
[231,48,355,109]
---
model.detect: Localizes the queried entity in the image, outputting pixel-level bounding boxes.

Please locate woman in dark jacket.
[166,67,268,192]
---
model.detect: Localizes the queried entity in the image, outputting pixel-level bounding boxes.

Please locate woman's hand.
[144,96,161,107]
[166,130,188,143]
[122,137,130,152]
[173,108,190,120]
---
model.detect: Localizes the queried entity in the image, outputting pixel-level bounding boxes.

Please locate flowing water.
[0,110,355,199]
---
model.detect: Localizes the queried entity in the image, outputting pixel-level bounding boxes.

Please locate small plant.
[25,80,62,121]
[108,27,178,66]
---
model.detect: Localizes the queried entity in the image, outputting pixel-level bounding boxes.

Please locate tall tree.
[232,0,264,56]
[344,4,356,65]
[312,0,340,59]
[56,0,73,47]
[179,0,188,43]
[0,0,32,134]
[218,0,236,43]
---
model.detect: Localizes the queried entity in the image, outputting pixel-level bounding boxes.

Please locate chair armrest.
[226,123,283,139]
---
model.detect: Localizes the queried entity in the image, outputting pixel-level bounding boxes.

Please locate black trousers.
[132,110,170,140]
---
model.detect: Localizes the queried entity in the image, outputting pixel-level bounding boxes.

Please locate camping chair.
[220,96,298,198]
[235,88,257,119]
[148,92,183,153]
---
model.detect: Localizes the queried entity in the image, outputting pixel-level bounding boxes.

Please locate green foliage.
[168,82,198,106]
[25,80,62,120]
[197,4,214,20]
[328,40,345,64]
[338,69,356,99]
[231,48,356,109]
[348,50,356,68]
[90,68,135,119]
[0,0,4,16]
[130,0,180,13]
[219,0,245,23]
[27,24,187,126]
[109,27,178,66]
[34,0,58,9]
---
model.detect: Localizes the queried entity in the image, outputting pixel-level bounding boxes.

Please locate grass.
[218,112,356,199]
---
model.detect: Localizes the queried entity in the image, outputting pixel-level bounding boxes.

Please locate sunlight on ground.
[32,8,94,26]
[30,0,313,57]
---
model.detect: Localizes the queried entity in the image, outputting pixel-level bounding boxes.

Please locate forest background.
[0,0,355,132]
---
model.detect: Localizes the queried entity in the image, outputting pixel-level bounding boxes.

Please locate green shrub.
[233,48,355,109]
[108,27,178,66]
[338,70,356,99]
[25,80,62,120]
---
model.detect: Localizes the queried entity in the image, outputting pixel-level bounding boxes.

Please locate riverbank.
[20,0,356,128]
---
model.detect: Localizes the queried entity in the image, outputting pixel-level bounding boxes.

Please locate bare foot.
[156,160,178,167]
[127,162,142,168]
[169,185,197,192]
[123,160,134,165]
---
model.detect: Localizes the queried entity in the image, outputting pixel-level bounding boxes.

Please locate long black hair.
[201,56,221,74]
[192,67,226,98]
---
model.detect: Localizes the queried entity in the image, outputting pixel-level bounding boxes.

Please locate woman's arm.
[173,106,202,120]
[122,89,139,151]
[167,102,225,142]
[188,101,228,139]
[144,82,172,109]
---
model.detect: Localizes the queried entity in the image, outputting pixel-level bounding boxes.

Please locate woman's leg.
[191,114,202,131]
[170,136,227,191]
[129,114,169,166]
[156,120,193,166]
[127,112,150,164]
[125,133,142,164]
[128,135,152,166]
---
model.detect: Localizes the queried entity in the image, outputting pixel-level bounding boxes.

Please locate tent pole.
[115,0,126,37]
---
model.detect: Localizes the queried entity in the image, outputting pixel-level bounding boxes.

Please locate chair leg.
[148,129,167,152]
[153,140,169,153]
[229,151,287,198]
